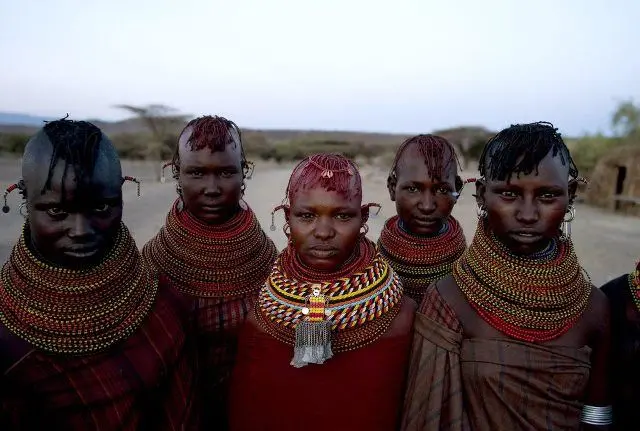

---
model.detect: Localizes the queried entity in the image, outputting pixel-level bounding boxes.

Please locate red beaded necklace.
[256,237,403,366]
[453,220,592,343]
[0,223,158,355]
[142,199,278,298]
[378,215,466,304]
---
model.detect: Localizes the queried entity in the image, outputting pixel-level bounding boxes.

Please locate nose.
[67,214,95,240]
[203,175,222,196]
[417,190,437,214]
[313,217,335,240]
[515,198,539,224]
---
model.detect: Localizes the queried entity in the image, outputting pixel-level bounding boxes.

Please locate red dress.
[228,300,415,431]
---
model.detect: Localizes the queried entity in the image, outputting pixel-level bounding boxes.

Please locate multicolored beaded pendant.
[292,284,334,367]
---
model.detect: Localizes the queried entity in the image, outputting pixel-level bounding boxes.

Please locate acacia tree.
[611,100,640,141]
[114,104,190,180]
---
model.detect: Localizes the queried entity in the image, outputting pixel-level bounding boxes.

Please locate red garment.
[228,301,415,431]
[0,282,198,430]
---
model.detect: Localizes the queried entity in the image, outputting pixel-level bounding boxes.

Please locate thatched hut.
[584,145,640,216]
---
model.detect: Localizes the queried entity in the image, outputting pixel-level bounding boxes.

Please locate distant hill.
[0,111,495,156]
[0,112,56,127]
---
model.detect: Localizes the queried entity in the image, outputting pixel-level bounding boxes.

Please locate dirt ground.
[1,158,638,287]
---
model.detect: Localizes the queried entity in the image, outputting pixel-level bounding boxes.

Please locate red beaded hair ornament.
[269,153,381,232]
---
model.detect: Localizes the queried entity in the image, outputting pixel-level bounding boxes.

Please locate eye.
[189,170,204,177]
[539,193,558,201]
[297,212,315,220]
[220,170,236,178]
[93,203,111,213]
[405,186,419,193]
[335,213,353,221]
[500,191,518,199]
[436,186,450,195]
[46,207,67,218]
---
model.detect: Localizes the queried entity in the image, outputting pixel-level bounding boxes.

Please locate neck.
[399,218,447,237]
[283,237,375,282]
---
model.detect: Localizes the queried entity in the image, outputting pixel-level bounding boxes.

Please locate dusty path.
[1,161,638,287]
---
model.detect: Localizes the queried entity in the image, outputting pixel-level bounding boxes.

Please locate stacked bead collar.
[0,223,158,355]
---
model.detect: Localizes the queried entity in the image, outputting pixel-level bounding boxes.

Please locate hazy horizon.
[1,0,639,136]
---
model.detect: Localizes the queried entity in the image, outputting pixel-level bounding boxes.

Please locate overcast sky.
[1,0,639,135]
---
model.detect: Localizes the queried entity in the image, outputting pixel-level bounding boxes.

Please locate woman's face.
[389,145,460,235]
[177,128,244,225]
[476,152,577,256]
[288,186,363,272]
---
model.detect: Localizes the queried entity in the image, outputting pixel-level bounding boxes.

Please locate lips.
[63,246,99,258]
[509,230,543,244]
[201,204,224,213]
[308,245,339,258]
[414,217,439,226]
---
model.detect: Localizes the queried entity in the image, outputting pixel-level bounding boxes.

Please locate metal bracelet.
[580,404,613,426]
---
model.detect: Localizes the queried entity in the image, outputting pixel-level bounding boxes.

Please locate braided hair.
[388,134,462,191]
[285,153,362,203]
[172,115,251,178]
[479,122,578,182]
[23,116,115,200]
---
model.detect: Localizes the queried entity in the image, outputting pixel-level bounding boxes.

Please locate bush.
[0,133,30,154]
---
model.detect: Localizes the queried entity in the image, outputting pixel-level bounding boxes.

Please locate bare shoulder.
[585,285,611,336]
[384,297,417,338]
[432,275,465,311]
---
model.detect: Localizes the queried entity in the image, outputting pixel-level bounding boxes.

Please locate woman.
[401,122,611,431]
[142,115,277,429]
[228,153,416,431]
[0,118,197,429]
[379,134,468,304]
[600,259,640,430]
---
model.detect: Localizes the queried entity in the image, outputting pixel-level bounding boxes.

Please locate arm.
[581,289,612,431]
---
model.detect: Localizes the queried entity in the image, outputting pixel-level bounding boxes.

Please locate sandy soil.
[1,158,638,287]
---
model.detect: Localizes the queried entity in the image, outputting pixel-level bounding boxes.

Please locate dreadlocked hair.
[285,153,362,204]
[40,116,104,199]
[479,122,579,182]
[388,134,461,189]
[171,115,250,179]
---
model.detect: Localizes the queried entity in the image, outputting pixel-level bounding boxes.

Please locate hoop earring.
[283,223,291,238]
[18,202,28,218]
[476,204,488,219]
[560,205,576,242]
[360,224,369,236]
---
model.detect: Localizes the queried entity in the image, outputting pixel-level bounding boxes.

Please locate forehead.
[291,185,361,209]
[492,152,569,186]
[28,160,121,202]
[396,145,456,182]
[178,128,242,167]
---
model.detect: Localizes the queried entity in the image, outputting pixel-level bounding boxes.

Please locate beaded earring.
[476,205,488,219]
[123,176,141,197]
[270,204,286,232]
[160,161,173,184]
[2,180,25,214]
[559,205,576,242]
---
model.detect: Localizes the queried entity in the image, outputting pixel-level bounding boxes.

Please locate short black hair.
[22,117,120,199]
[478,121,578,182]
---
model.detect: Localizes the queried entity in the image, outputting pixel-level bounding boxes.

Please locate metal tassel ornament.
[291,284,333,368]
[560,205,576,242]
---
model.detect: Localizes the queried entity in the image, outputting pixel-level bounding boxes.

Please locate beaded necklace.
[0,223,158,355]
[256,237,403,367]
[142,199,278,298]
[453,220,592,343]
[378,215,466,303]
[628,260,640,311]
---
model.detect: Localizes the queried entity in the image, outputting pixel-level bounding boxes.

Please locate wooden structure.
[584,146,640,216]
